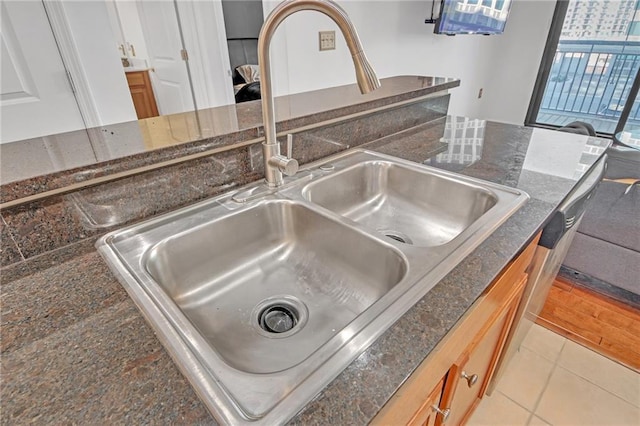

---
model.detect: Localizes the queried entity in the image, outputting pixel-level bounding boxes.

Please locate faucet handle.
[268,155,299,176]
[286,133,294,158]
[276,134,298,176]
[265,133,298,178]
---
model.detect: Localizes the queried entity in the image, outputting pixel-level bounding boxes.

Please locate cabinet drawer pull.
[461,371,479,387]
[430,405,450,421]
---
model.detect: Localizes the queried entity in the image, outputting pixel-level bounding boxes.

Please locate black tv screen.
[435,0,512,35]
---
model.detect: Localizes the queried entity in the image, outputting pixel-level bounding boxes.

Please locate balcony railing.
[538,40,640,131]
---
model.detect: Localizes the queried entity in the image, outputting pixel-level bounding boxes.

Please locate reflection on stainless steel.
[302,160,498,247]
[97,149,528,425]
[426,117,485,171]
[145,201,406,374]
[258,0,380,187]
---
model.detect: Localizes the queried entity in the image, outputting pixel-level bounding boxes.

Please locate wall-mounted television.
[434,0,512,35]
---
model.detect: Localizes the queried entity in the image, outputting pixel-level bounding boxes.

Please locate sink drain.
[260,305,297,333]
[380,229,413,245]
[252,296,308,338]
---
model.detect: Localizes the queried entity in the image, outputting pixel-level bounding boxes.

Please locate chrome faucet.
[258,0,381,187]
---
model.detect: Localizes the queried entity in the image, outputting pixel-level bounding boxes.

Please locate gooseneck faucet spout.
[258,0,381,187]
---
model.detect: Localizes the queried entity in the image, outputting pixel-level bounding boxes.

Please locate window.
[526,0,640,135]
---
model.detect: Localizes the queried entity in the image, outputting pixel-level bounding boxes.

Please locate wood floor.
[537,277,640,372]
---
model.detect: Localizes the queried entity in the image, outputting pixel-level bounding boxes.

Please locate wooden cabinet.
[441,273,527,425]
[373,235,539,426]
[407,378,445,426]
[126,70,159,119]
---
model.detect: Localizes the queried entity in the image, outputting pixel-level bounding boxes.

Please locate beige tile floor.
[468,324,640,425]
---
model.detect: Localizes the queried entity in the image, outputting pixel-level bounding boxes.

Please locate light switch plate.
[319,31,336,51]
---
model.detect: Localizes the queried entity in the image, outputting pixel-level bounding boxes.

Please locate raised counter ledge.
[0,117,610,424]
[0,76,458,204]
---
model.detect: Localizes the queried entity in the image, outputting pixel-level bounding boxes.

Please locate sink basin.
[144,200,406,374]
[302,160,498,247]
[97,149,529,424]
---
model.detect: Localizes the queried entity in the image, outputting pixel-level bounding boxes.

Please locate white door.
[0,1,85,144]
[136,1,195,115]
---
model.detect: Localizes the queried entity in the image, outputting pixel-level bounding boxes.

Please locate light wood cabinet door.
[408,378,445,426]
[441,274,527,425]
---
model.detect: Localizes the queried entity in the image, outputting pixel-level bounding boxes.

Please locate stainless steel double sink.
[97,149,529,424]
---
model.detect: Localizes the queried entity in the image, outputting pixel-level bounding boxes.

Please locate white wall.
[478,0,557,124]
[265,0,555,125]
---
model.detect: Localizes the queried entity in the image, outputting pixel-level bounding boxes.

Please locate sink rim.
[96,149,530,425]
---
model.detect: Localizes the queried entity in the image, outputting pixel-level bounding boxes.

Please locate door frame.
[42,0,140,157]
[176,0,235,108]
[524,0,569,132]
[42,1,100,128]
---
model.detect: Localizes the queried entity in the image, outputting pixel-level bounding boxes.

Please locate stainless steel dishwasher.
[488,154,607,393]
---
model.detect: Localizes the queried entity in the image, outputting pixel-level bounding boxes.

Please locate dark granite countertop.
[1,116,610,425]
